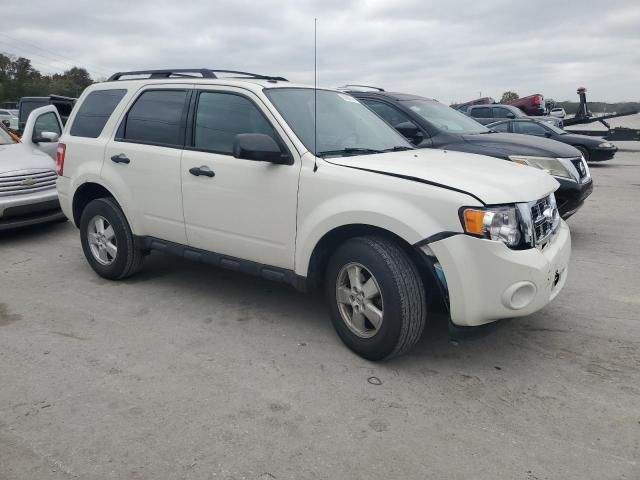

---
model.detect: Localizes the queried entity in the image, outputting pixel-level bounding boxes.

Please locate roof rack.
[336,84,385,92]
[106,69,288,82]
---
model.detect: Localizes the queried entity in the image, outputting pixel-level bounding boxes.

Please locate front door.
[102,87,192,244]
[181,88,300,269]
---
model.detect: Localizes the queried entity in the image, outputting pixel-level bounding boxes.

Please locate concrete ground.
[1,152,639,480]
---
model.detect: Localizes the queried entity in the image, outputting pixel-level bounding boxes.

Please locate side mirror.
[506,112,516,119]
[544,131,552,138]
[1,119,9,128]
[33,131,59,144]
[395,121,421,139]
[233,133,290,164]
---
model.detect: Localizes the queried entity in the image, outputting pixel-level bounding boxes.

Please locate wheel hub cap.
[87,215,118,266]
[336,262,384,339]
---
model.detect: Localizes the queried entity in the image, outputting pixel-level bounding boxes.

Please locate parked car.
[0,106,66,230]
[549,107,566,119]
[345,88,591,219]
[450,96,495,111]
[507,94,546,116]
[57,68,571,360]
[18,95,75,133]
[0,109,19,130]
[486,118,617,162]
[463,104,563,128]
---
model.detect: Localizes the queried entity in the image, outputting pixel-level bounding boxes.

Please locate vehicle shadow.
[0,219,69,243]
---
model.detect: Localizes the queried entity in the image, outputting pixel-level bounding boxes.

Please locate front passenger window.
[194,92,278,154]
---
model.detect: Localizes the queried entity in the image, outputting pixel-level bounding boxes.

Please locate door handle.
[111,153,130,164]
[189,166,215,178]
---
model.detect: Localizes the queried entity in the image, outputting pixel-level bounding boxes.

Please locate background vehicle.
[0,106,65,230]
[507,94,546,116]
[0,109,18,130]
[486,118,617,162]
[550,107,566,119]
[450,96,494,111]
[463,104,563,128]
[57,68,570,361]
[18,95,75,133]
[344,87,591,219]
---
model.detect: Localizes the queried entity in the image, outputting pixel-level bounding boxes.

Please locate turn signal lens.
[463,209,486,235]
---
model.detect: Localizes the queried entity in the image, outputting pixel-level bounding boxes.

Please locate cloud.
[1,0,638,102]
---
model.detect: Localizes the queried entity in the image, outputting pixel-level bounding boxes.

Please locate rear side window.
[118,90,187,147]
[470,107,491,118]
[70,89,126,138]
[193,92,277,154]
[493,107,513,118]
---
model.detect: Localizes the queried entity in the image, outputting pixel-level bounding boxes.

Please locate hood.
[0,142,56,176]
[324,148,559,205]
[460,132,581,158]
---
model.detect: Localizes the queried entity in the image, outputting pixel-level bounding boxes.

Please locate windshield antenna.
[313,17,318,172]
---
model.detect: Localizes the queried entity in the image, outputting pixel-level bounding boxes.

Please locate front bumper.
[589,146,617,162]
[0,187,65,231]
[426,221,571,327]
[556,177,593,219]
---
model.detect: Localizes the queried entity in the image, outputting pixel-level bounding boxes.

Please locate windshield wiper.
[382,146,414,152]
[317,147,383,157]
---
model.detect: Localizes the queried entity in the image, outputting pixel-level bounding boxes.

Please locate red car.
[507,94,545,116]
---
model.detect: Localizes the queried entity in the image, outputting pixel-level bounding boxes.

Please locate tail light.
[534,95,542,106]
[56,143,66,176]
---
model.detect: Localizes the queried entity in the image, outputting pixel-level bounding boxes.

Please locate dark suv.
[344,87,592,219]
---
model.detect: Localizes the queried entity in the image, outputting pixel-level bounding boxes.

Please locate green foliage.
[500,91,519,103]
[0,53,93,103]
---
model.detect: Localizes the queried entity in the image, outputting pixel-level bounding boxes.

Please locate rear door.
[102,86,192,243]
[180,87,300,269]
[20,105,63,159]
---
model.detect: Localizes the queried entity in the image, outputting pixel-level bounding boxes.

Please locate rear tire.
[79,198,143,280]
[325,236,427,360]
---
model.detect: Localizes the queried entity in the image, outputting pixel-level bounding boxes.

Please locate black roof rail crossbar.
[107,69,287,82]
[338,84,385,92]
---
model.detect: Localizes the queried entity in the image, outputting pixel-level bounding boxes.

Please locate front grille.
[569,157,589,182]
[530,195,560,248]
[0,169,57,197]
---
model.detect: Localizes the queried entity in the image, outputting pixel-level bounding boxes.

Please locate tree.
[500,91,519,103]
[0,52,94,103]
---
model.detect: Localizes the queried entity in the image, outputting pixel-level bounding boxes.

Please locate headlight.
[461,205,522,247]
[598,142,613,148]
[508,155,573,179]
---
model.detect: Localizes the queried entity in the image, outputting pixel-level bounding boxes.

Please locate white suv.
[56,69,571,360]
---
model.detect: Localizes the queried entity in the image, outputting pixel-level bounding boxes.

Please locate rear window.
[70,89,127,138]
[117,90,187,147]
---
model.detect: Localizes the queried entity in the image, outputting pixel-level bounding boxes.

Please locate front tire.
[80,198,143,280]
[575,145,590,162]
[325,236,427,360]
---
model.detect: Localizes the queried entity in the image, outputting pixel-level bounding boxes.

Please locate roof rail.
[337,84,385,92]
[106,69,288,82]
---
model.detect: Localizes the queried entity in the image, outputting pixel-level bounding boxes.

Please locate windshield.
[401,99,489,134]
[544,122,566,135]
[265,88,412,157]
[0,125,16,145]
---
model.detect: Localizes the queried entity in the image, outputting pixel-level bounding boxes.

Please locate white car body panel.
[20,105,63,160]
[58,77,571,329]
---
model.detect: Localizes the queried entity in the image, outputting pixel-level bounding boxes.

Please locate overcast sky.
[2,0,639,103]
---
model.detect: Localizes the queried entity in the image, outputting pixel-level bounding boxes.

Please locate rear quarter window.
[70,89,127,138]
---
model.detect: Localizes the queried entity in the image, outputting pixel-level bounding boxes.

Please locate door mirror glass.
[33,131,59,143]
[233,133,290,164]
[395,121,422,144]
